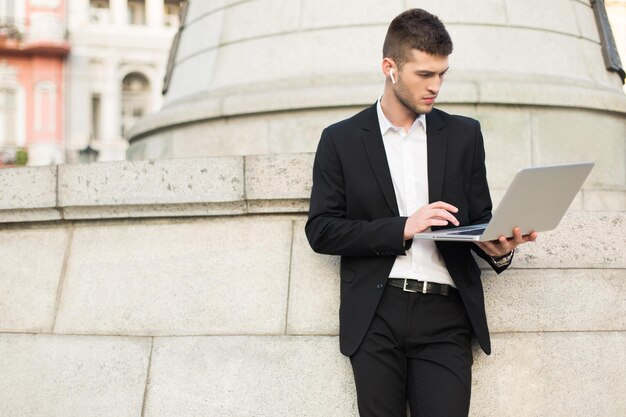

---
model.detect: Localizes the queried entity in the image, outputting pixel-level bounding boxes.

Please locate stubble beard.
[393,80,434,116]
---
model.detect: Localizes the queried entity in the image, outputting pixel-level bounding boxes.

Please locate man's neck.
[380,90,418,132]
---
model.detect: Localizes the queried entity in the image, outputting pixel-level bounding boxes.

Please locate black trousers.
[350,283,474,417]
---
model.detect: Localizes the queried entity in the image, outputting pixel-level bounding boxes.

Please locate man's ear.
[382,57,397,82]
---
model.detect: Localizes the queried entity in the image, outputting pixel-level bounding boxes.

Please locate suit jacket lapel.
[360,105,400,216]
[426,110,447,203]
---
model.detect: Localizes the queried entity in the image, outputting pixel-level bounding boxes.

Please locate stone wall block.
[483,269,625,332]
[475,106,533,188]
[287,218,340,334]
[300,0,402,28]
[573,0,601,42]
[210,28,383,92]
[144,336,356,417]
[221,0,301,44]
[54,217,292,335]
[471,332,626,416]
[583,190,626,211]
[530,108,625,189]
[0,228,68,332]
[503,211,625,268]
[58,157,244,207]
[0,165,56,210]
[405,0,508,25]
[0,334,151,417]
[505,0,581,35]
[245,154,315,200]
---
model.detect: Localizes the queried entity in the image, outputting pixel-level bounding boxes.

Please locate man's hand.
[403,201,459,240]
[474,227,538,257]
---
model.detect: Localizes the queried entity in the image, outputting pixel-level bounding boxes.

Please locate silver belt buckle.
[422,281,428,294]
[402,279,417,293]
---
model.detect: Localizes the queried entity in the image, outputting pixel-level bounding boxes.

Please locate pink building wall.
[0,0,69,166]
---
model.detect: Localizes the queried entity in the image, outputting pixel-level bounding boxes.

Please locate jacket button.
[376,283,384,290]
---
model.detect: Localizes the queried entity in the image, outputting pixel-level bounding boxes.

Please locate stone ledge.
[58,157,245,206]
[0,155,623,223]
[0,166,57,211]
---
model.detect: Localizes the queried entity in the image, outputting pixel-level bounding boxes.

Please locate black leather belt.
[387,278,456,296]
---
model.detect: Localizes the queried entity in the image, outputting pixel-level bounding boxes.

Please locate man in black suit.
[305,8,537,417]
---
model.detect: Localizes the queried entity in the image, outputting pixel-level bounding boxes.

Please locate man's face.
[393,49,449,115]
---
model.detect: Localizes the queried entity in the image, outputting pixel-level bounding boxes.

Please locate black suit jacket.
[305,104,510,357]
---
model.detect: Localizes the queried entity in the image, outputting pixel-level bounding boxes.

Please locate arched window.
[121,72,150,138]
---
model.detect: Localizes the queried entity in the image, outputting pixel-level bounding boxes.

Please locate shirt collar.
[376,97,426,137]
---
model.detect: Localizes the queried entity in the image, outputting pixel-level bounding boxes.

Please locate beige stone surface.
[176,10,222,60]
[54,217,292,335]
[530,108,625,189]
[448,26,591,81]
[287,218,340,335]
[471,332,626,416]
[300,0,401,28]
[208,27,383,93]
[61,201,247,220]
[246,199,310,214]
[58,157,244,207]
[0,166,56,210]
[0,227,68,332]
[483,269,626,332]
[167,50,219,105]
[573,0,601,42]
[221,0,302,44]
[0,208,61,223]
[245,154,314,200]
[508,211,625,269]
[505,0,581,35]
[0,333,150,417]
[475,106,533,188]
[169,115,271,156]
[143,336,356,417]
[406,0,508,25]
[583,189,626,211]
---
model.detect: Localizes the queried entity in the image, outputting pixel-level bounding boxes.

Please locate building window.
[121,72,150,137]
[34,81,56,133]
[0,88,16,148]
[128,0,146,26]
[89,0,110,24]
[164,0,180,27]
[91,93,101,140]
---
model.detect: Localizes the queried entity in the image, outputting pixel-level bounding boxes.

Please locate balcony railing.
[0,17,26,41]
[0,15,69,51]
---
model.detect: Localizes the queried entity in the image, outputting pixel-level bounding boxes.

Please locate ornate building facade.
[65,0,179,162]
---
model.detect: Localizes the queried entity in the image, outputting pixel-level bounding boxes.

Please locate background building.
[0,0,70,166]
[65,0,179,162]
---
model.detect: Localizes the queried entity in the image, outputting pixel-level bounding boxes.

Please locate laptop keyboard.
[449,228,486,236]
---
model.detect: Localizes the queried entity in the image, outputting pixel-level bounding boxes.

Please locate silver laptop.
[413,162,594,242]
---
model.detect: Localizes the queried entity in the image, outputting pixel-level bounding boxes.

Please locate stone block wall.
[0,155,624,416]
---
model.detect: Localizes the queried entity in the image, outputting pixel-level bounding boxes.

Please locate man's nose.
[428,77,443,94]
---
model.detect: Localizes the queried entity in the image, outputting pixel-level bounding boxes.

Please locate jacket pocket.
[340,266,355,284]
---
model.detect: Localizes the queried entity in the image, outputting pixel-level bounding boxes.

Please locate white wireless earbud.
[389,69,397,84]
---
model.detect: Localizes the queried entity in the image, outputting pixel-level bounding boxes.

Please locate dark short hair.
[383,9,453,67]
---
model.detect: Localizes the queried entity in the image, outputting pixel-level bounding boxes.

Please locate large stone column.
[127,0,625,210]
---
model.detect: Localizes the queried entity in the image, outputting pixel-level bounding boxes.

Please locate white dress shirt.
[377,99,455,287]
